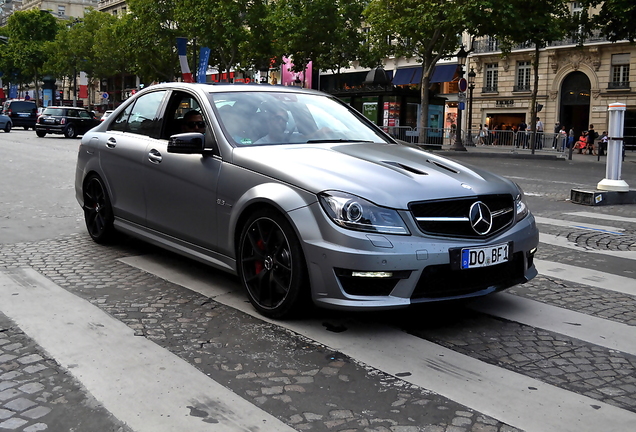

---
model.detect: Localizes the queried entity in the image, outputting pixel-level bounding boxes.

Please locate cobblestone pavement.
[2,146,636,431]
[0,313,132,432]
[0,234,521,432]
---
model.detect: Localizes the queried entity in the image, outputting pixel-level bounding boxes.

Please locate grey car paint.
[75,82,539,318]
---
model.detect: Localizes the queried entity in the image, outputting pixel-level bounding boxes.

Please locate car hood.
[231,142,519,209]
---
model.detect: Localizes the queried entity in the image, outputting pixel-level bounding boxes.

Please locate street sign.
[458,92,467,103]
[458,78,468,92]
[458,102,465,110]
[102,93,109,99]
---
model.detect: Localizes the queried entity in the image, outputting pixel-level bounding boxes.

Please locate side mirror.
[168,132,205,154]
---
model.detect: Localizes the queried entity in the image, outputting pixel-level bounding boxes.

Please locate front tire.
[82,175,115,243]
[36,130,46,137]
[64,124,77,138]
[238,209,309,319]
[4,123,10,133]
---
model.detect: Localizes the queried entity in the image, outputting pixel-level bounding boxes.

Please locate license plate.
[18,113,30,117]
[44,118,55,123]
[460,243,509,269]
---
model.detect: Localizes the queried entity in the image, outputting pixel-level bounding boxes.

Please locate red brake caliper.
[254,239,265,274]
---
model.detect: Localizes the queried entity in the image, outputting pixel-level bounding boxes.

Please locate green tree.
[175,0,251,78]
[478,0,574,152]
[272,0,366,86]
[125,0,181,82]
[5,10,59,105]
[579,0,636,42]
[364,0,478,145]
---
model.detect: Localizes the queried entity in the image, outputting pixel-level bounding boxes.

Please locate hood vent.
[427,159,460,174]
[382,161,428,175]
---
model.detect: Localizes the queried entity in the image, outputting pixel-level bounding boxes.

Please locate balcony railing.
[513,85,531,92]
[482,86,498,93]
[473,30,609,54]
[607,81,630,90]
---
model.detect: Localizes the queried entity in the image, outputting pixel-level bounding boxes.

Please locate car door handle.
[106,137,117,148]
[148,149,162,164]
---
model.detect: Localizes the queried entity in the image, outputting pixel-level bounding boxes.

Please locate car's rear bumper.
[35,124,65,134]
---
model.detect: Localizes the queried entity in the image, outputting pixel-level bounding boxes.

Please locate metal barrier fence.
[383,126,636,152]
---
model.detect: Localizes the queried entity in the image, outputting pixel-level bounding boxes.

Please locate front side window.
[109,90,167,137]
[515,61,531,91]
[485,63,498,92]
[210,91,389,147]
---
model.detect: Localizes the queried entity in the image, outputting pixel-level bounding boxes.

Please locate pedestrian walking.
[535,117,544,149]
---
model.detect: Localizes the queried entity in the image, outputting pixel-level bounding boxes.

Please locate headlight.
[318,191,410,235]
[514,185,529,222]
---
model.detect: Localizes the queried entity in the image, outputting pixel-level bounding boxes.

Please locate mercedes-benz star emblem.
[469,201,493,235]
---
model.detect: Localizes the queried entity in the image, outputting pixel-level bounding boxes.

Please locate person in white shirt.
[535,117,544,149]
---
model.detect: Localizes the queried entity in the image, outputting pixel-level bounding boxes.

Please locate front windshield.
[209,91,390,147]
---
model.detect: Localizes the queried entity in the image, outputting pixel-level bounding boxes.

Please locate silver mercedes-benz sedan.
[75,82,538,318]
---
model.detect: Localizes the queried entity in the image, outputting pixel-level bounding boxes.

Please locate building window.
[57,5,65,17]
[487,37,499,52]
[610,54,630,89]
[514,61,531,92]
[484,63,498,92]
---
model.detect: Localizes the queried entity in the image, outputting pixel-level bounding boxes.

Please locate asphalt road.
[1,129,636,432]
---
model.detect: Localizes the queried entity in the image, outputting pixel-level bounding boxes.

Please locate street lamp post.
[467,67,476,146]
[450,46,469,151]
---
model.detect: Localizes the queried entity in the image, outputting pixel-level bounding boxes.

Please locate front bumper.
[294,204,539,311]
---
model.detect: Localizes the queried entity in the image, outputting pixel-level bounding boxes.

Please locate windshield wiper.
[305,139,374,143]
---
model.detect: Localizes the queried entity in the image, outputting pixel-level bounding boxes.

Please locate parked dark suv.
[35,107,100,138]
[1,99,37,130]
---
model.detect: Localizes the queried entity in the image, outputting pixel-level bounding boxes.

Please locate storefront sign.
[496,99,515,106]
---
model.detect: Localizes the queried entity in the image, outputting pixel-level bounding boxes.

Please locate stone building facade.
[467,35,636,142]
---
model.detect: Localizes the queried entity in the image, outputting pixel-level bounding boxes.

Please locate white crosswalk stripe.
[120,249,636,432]
[0,268,297,432]
[2,209,634,432]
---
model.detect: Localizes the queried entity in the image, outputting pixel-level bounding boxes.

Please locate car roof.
[139,82,323,96]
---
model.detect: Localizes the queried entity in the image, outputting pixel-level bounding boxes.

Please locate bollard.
[597,103,630,192]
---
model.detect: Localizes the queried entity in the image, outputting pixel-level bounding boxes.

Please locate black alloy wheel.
[65,124,77,138]
[238,209,309,318]
[82,175,115,243]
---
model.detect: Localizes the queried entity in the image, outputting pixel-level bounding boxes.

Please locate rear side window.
[109,91,167,138]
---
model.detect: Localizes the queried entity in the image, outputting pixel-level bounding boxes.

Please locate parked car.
[35,107,100,138]
[1,99,37,130]
[75,82,539,318]
[100,110,114,122]
[0,113,12,132]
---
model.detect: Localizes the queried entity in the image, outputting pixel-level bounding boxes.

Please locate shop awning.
[430,64,458,83]
[392,67,417,85]
[393,64,457,85]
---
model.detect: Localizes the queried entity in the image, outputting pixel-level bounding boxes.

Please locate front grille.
[409,194,514,238]
[411,252,525,300]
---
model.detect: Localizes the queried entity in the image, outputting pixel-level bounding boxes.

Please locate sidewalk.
[432,143,636,163]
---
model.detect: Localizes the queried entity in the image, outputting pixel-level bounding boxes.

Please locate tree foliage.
[272,0,366,78]
[478,0,574,151]
[3,10,59,103]
[363,0,483,142]
[579,0,636,42]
